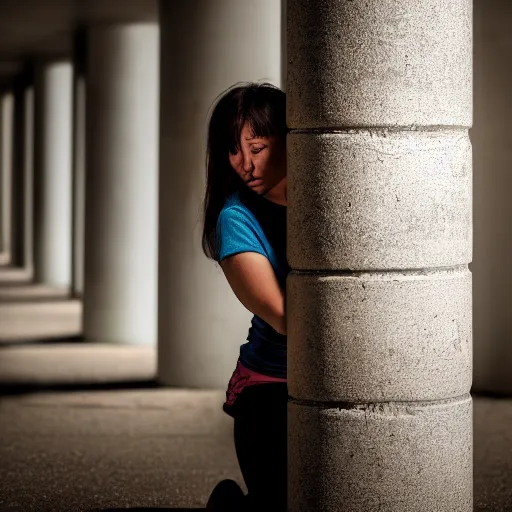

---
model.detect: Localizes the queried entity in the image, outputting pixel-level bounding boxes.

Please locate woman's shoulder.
[216,191,268,260]
[219,192,258,226]
[217,191,267,244]
[222,190,245,210]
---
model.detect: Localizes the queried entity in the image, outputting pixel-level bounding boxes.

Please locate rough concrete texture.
[287,130,472,270]
[286,0,473,507]
[287,0,472,128]
[287,269,471,402]
[288,395,472,512]
[0,387,241,512]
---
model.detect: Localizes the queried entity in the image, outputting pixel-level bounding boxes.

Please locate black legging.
[233,382,289,511]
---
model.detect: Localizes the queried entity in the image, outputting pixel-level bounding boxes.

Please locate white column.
[0,92,14,264]
[83,24,159,345]
[157,0,282,387]
[34,61,73,288]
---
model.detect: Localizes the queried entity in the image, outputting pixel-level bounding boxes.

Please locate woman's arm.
[220,252,287,335]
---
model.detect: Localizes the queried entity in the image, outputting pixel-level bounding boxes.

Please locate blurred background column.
[0,90,14,265]
[34,61,73,288]
[82,24,159,345]
[157,0,282,388]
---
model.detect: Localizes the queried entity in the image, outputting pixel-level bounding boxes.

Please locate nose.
[242,153,254,174]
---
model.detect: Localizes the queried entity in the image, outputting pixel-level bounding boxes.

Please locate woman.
[202,82,289,511]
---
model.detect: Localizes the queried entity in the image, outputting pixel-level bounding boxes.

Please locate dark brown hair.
[202,82,286,261]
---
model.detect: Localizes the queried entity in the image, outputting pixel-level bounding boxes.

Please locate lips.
[248,179,263,188]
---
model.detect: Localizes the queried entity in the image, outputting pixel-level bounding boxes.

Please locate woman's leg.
[233,383,288,511]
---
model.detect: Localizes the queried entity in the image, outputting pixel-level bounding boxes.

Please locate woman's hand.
[220,252,287,335]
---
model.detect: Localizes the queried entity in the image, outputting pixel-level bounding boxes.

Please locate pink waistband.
[224,359,287,409]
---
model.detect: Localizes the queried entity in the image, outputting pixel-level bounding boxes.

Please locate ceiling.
[0,0,158,84]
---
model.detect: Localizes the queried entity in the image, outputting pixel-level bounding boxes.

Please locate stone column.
[82,24,159,345]
[287,1,473,511]
[0,91,14,264]
[34,61,73,288]
[158,0,282,387]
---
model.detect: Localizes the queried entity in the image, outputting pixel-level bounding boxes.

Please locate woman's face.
[229,122,286,196]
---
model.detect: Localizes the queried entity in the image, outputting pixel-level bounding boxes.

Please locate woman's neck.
[264,177,287,206]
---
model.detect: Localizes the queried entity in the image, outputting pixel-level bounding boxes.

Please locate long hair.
[202,82,286,261]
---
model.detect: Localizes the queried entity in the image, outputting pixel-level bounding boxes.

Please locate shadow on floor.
[0,334,83,347]
[0,294,74,303]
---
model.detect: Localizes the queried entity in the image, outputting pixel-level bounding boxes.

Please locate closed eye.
[251,145,266,154]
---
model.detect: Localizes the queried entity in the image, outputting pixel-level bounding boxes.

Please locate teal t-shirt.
[217,187,289,378]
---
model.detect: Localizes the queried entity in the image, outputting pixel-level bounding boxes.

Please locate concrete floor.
[0,345,241,512]
[0,386,240,511]
[0,283,70,302]
[0,272,511,511]
[0,266,81,344]
[0,275,242,512]
[0,265,33,284]
[1,346,511,511]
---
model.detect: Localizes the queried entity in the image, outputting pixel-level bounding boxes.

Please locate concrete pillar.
[158,0,282,387]
[72,74,85,296]
[287,1,472,511]
[34,61,73,288]
[83,24,159,345]
[472,0,512,394]
[0,91,14,264]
